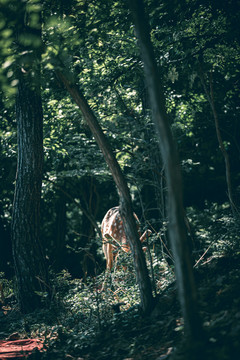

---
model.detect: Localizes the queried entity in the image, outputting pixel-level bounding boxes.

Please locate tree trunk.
[11,4,49,313]
[46,177,102,239]
[56,70,154,314]
[198,67,237,216]
[55,191,67,270]
[128,0,204,347]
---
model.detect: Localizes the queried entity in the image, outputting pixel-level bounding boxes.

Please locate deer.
[101,206,151,271]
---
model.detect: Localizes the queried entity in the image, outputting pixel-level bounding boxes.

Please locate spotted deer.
[101,206,151,270]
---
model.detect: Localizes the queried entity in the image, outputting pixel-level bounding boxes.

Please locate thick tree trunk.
[12,70,49,312]
[128,0,204,346]
[56,70,154,314]
[11,4,49,313]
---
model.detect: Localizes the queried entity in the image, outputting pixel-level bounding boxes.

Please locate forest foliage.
[1,0,239,273]
[0,0,240,358]
[0,0,239,272]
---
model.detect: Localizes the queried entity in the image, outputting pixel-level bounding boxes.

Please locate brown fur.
[101,207,151,270]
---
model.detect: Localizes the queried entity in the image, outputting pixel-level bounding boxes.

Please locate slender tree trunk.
[11,3,49,313]
[55,70,154,314]
[55,191,67,270]
[128,0,204,347]
[198,68,236,216]
[46,177,102,239]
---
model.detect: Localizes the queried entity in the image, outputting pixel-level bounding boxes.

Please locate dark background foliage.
[0,0,239,291]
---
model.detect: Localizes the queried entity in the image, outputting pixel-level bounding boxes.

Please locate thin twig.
[193,241,215,268]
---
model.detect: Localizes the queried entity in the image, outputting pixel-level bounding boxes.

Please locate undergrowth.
[0,203,239,359]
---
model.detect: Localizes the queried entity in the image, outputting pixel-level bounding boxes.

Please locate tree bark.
[198,68,236,216]
[55,191,67,270]
[11,3,49,313]
[128,0,204,346]
[55,69,154,314]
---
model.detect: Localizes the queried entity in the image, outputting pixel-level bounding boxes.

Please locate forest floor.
[0,253,240,360]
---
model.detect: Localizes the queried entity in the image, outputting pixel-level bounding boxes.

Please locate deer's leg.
[107,244,114,271]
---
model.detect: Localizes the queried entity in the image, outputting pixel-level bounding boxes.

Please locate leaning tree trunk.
[128,0,204,347]
[11,4,49,313]
[56,69,154,314]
